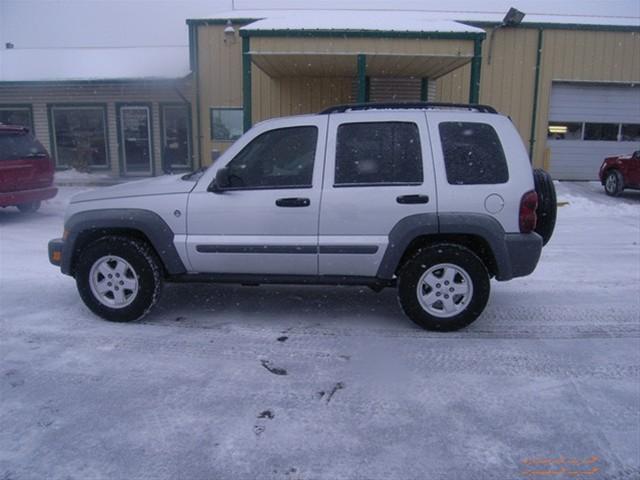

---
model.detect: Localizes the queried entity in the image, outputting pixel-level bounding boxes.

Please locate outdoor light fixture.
[487,7,526,64]
[502,7,526,27]
[224,20,236,44]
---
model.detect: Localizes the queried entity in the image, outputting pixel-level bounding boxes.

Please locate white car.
[49,103,556,331]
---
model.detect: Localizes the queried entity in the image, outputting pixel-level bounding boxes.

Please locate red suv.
[599,150,640,197]
[0,124,57,213]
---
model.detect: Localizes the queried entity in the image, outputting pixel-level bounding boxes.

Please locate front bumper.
[0,186,57,207]
[48,238,65,267]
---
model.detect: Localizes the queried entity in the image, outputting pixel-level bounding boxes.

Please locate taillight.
[519,190,538,233]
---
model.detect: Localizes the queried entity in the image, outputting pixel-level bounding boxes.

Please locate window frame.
[160,103,192,170]
[546,121,584,140]
[210,107,244,142]
[0,104,34,132]
[333,120,424,188]
[620,123,640,142]
[583,122,620,142]
[116,102,155,176]
[220,125,319,191]
[47,103,110,170]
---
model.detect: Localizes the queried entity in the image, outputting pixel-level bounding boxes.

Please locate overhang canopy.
[245,31,480,79]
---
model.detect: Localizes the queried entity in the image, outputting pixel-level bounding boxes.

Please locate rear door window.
[438,122,509,185]
[0,133,47,161]
[334,122,423,186]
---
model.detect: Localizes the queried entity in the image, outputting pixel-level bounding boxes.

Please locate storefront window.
[50,106,108,169]
[547,122,583,140]
[162,105,191,170]
[211,108,243,141]
[0,107,33,130]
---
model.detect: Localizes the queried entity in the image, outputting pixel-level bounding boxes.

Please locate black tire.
[75,236,162,322]
[533,169,557,246]
[604,169,624,197]
[397,244,490,332]
[17,201,41,213]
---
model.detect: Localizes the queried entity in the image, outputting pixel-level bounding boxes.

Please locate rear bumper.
[0,186,57,207]
[498,233,543,280]
[48,238,65,268]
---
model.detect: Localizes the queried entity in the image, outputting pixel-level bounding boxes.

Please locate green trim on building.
[188,23,196,72]
[186,18,260,26]
[529,29,544,161]
[242,35,253,132]
[190,23,202,169]
[420,78,429,101]
[465,21,640,33]
[159,102,193,172]
[0,103,35,132]
[115,102,156,177]
[357,55,367,103]
[239,29,486,40]
[365,77,371,102]
[468,38,483,103]
[46,102,111,171]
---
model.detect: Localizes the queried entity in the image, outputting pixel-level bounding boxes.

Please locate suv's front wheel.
[75,236,162,322]
[398,244,490,331]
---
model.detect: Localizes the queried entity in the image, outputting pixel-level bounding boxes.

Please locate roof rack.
[319,102,498,114]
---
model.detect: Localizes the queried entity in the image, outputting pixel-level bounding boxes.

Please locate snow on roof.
[0,47,191,83]
[204,0,640,28]
[238,13,484,34]
[0,0,233,82]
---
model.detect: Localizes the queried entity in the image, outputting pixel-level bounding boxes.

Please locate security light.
[224,19,236,44]
[488,7,526,64]
[502,7,526,26]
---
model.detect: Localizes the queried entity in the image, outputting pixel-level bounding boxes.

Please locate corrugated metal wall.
[0,82,193,176]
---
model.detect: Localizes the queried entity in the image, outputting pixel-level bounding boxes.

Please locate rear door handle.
[275,197,310,207]
[396,194,429,204]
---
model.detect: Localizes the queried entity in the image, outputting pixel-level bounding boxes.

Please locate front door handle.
[397,194,429,204]
[275,197,311,207]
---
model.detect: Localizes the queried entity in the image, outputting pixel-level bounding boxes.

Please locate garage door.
[547,83,640,180]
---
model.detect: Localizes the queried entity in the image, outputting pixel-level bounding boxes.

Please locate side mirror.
[208,167,231,192]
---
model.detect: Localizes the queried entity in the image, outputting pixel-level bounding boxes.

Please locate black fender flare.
[376,213,518,281]
[61,209,186,276]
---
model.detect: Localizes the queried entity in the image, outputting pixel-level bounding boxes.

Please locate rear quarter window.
[0,132,47,161]
[438,122,509,185]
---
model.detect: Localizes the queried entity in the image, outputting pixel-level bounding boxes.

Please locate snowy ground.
[1,182,639,480]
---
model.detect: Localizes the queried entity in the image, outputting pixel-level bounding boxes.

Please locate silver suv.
[49,103,556,331]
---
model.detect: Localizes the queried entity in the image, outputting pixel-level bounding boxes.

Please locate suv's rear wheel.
[533,169,557,246]
[398,244,490,331]
[604,169,624,197]
[75,236,162,322]
[17,201,41,213]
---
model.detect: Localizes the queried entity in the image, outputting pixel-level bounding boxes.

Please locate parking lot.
[1,182,639,480]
